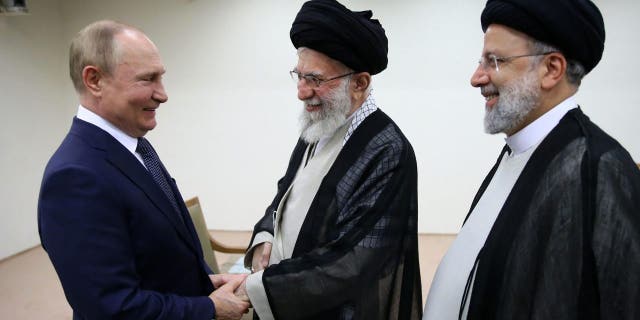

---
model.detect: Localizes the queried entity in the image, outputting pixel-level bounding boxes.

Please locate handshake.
[208,242,271,320]
[208,273,251,320]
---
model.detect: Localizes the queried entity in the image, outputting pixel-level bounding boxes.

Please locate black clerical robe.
[464,108,640,319]
[249,110,422,319]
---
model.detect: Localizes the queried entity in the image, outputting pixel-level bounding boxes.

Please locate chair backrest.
[185,196,220,273]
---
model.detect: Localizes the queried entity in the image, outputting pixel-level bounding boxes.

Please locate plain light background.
[1,0,638,260]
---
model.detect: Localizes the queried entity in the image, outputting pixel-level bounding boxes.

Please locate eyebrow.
[482,50,498,57]
[305,71,324,78]
[140,68,165,77]
[293,67,324,78]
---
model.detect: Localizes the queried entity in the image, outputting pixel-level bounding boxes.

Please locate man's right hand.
[251,242,272,273]
[209,275,250,320]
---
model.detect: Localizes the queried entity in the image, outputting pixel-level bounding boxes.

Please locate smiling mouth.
[480,85,499,108]
[484,94,498,101]
[305,102,322,111]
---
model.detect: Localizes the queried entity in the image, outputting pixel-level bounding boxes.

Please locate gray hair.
[69,20,136,92]
[528,39,586,86]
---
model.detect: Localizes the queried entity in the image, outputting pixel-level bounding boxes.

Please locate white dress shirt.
[76,105,144,166]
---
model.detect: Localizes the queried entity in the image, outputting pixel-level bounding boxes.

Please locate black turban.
[290,0,388,75]
[481,0,605,74]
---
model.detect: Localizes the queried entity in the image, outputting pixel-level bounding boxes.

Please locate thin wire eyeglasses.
[478,51,558,72]
[289,70,355,88]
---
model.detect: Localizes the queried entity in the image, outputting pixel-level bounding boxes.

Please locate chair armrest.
[208,231,246,254]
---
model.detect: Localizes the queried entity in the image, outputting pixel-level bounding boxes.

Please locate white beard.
[299,79,352,143]
[483,70,540,135]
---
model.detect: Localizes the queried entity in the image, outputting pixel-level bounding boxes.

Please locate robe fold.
[249,109,422,319]
[464,108,640,319]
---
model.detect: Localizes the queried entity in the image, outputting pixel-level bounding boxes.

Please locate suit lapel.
[156,159,204,252]
[70,118,198,253]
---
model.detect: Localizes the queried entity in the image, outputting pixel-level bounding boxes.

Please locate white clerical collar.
[505,95,578,155]
[76,105,139,156]
[344,92,378,144]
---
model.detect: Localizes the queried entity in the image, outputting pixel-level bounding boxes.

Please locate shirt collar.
[505,95,577,155]
[76,105,139,155]
[344,92,378,145]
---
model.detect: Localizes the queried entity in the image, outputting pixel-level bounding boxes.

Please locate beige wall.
[0,0,70,259]
[1,0,638,259]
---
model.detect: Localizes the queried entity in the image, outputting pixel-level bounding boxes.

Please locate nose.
[153,82,168,103]
[297,80,314,101]
[470,64,491,88]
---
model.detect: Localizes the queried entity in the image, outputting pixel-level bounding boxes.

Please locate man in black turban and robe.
[424,0,640,319]
[234,1,422,319]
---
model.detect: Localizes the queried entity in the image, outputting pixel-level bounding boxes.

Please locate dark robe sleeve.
[261,129,421,319]
[592,149,640,319]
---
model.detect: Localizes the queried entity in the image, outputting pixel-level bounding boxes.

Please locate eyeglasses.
[289,70,355,88]
[478,51,558,72]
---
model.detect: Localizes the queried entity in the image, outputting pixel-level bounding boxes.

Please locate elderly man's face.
[294,48,354,143]
[470,24,542,136]
[98,30,168,138]
[295,49,354,111]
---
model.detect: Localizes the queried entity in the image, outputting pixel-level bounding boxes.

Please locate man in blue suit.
[38,20,250,319]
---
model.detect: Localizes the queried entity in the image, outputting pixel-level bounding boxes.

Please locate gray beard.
[299,79,352,143]
[484,70,540,135]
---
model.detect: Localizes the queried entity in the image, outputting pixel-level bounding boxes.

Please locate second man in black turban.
[236,1,423,319]
[424,0,640,319]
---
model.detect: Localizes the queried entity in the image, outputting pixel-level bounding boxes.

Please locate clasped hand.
[209,274,250,320]
[213,241,271,319]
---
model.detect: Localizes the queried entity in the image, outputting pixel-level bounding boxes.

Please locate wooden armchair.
[185,196,246,273]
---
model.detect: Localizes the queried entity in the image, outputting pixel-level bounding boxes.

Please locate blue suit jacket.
[38,118,215,319]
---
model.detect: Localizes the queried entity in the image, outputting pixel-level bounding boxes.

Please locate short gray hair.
[69,20,135,92]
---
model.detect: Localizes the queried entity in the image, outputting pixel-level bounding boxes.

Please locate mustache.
[481,84,498,96]
[303,98,322,106]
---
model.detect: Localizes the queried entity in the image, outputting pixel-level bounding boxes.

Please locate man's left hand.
[209,274,247,289]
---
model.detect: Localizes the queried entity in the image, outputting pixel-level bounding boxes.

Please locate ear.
[540,52,566,90]
[352,72,371,93]
[82,66,104,97]
[350,72,371,104]
[347,72,372,115]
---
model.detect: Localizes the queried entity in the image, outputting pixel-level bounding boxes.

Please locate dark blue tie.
[136,137,181,214]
